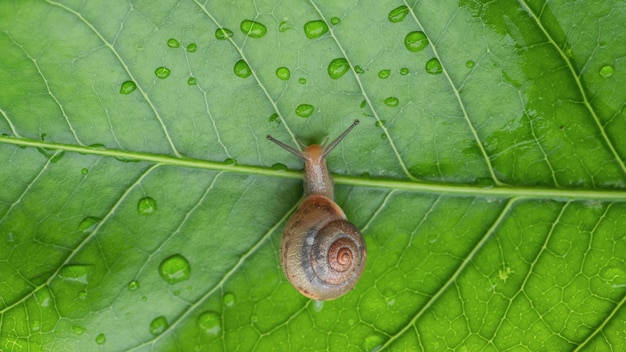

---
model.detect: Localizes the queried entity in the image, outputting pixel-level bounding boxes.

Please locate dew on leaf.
[223,158,237,165]
[78,291,87,300]
[360,100,367,108]
[425,58,443,74]
[155,67,171,79]
[600,65,614,78]
[330,17,341,25]
[119,81,137,94]
[354,65,365,74]
[363,334,384,352]
[31,320,41,332]
[384,96,399,107]
[276,67,291,80]
[95,333,106,345]
[187,77,197,85]
[72,325,85,336]
[378,69,391,79]
[278,21,290,32]
[269,113,280,123]
[128,280,140,291]
[240,19,267,38]
[167,38,180,48]
[466,60,475,68]
[303,20,329,39]
[149,316,168,335]
[298,77,307,84]
[404,31,428,52]
[159,254,191,284]
[215,28,233,40]
[197,311,221,335]
[78,217,101,234]
[81,168,88,175]
[327,58,350,79]
[400,67,409,75]
[234,59,252,78]
[58,265,91,284]
[271,163,288,172]
[186,43,197,52]
[375,120,386,127]
[295,104,315,118]
[137,197,157,215]
[381,133,387,139]
[223,292,236,307]
[388,5,409,23]
[36,289,52,307]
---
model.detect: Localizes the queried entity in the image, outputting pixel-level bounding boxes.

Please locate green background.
[1,0,625,351]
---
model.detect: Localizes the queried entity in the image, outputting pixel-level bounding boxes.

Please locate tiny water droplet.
[149,316,168,336]
[78,217,101,234]
[330,17,341,25]
[360,100,367,109]
[295,104,315,118]
[31,320,41,332]
[128,280,140,291]
[223,292,236,307]
[278,21,291,32]
[363,334,384,352]
[72,325,85,336]
[186,43,197,52]
[240,20,267,38]
[600,65,614,78]
[215,28,233,40]
[234,59,252,78]
[276,67,291,80]
[167,38,179,48]
[58,265,91,284]
[271,163,288,172]
[375,120,386,127]
[400,67,409,75]
[303,20,329,39]
[88,143,106,150]
[388,5,409,23]
[298,77,307,84]
[328,58,349,79]
[354,65,365,74]
[159,254,191,284]
[137,197,157,215]
[197,311,221,335]
[141,295,147,302]
[378,69,391,79]
[348,318,355,326]
[466,60,475,68]
[81,168,88,175]
[384,96,399,107]
[36,289,52,308]
[223,158,237,165]
[187,77,197,85]
[119,81,137,94]
[404,31,428,52]
[426,58,443,74]
[155,67,171,79]
[95,333,106,345]
[78,291,87,300]
[269,113,280,123]
[381,133,387,139]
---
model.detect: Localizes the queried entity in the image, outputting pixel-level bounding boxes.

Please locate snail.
[266,120,366,300]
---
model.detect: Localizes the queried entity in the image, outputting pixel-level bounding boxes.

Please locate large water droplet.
[295,104,315,118]
[303,20,329,39]
[58,265,91,284]
[186,43,197,52]
[234,59,252,78]
[328,58,349,79]
[378,69,390,79]
[240,20,267,38]
[128,280,140,291]
[276,67,290,80]
[95,333,106,345]
[119,81,137,95]
[215,28,233,40]
[425,58,443,74]
[384,97,399,107]
[78,217,100,234]
[159,254,191,284]
[600,65,614,78]
[155,67,171,79]
[197,311,221,335]
[137,197,157,215]
[388,5,409,23]
[404,31,428,52]
[223,292,236,307]
[150,316,168,335]
[167,38,179,48]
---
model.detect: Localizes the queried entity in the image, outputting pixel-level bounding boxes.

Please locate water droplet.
[400,67,409,75]
[159,254,191,284]
[271,163,288,172]
[186,43,197,52]
[330,17,341,25]
[128,280,140,291]
[363,334,384,352]
[278,21,291,32]
[381,133,387,139]
[240,20,267,38]
[223,158,237,166]
[600,65,614,78]
[95,333,106,345]
[295,104,315,118]
[269,113,280,123]
[58,265,91,284]
[466,60,475,68]
[234,59,252,78]
[426,58,443,74]
[378,69,390,79]
[150,316,168,336]
[404,31,428,52]
[155,67,171,79]
[375,120,386,127]
[119,81,137,94]
[384,96,399,107]
[215,28,233,40]
[81,168,88,175]
[31,320,41,332]
[36,289,52,308]
[360,100,367,108]
[388,5,409,23]
[141,295,147,302]
[78,217,100,234]
[137,197,157,215]
[167,38,179,48]
[187,77,197,85]
[72,325,85,336]
[298,77,307,84]
[328,58,349,79]
[197,311,221,335]
[78,290,87,300]
[221,293,236,308]
[303,20,329,39]
[348,318,355,326]
[276,66,291,80]
[354,65,365,74]
[88,143,106,150]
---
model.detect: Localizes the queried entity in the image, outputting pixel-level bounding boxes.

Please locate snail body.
[267,120,366,300]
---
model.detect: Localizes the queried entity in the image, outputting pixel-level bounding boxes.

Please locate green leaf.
[1,0,625,351]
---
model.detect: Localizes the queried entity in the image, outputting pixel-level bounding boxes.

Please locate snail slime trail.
[267,120,366,300]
